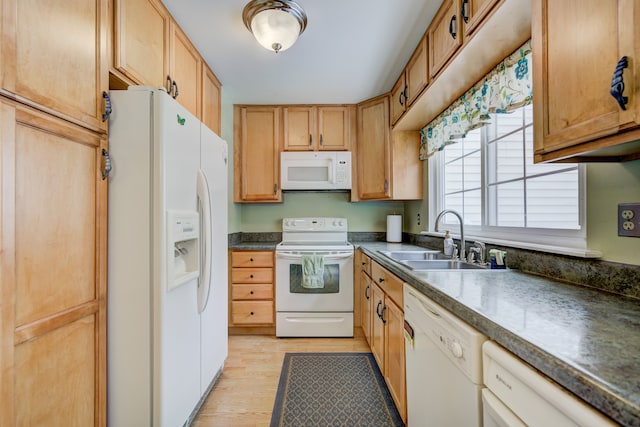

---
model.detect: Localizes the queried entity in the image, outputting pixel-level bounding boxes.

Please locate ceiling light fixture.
[242,0,308,53]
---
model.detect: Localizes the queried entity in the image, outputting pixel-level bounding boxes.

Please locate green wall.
[586,161,640,264]
[239,192,404,232]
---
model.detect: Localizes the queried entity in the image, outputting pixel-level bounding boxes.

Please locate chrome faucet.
[434,209,465,261]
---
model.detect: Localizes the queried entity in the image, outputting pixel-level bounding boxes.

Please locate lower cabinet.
[229,250,275,334]
[0,99,108,425]
[369,261,407,423]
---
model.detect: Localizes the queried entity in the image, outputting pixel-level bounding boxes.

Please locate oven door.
[275,249,354,312]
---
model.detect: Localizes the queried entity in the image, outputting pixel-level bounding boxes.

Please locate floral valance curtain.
[419,40,532,160]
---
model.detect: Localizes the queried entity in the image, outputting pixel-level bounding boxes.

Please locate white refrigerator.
[107,86,228,427]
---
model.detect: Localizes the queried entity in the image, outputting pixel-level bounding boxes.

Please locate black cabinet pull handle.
[381,305,387,324]
[403,85,408,104]
[172,81,179,99]
[461,0,469,24]
[101,149,112,180]
[166,75,173,93]
[250,290,254,295]
[399,91,405,106]
[274,183,278,195]
[361,261,366,266]
[449,15,457,39]
[309,134,313,145]
[250,274,254,278]
[102,91,112,122]
[365,284,370,300]
[320,134,323,145]
[611,56,629,111]
[250,311,254,315]
[376,300,382,318]
[250,258,254,262]
[378,277,384,283]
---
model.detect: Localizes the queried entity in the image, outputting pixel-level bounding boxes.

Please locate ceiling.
[161,0,442,105]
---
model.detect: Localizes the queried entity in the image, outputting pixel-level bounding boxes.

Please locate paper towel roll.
[386,215,402,242]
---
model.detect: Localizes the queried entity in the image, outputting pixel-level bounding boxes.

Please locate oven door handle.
[276,252,353,261]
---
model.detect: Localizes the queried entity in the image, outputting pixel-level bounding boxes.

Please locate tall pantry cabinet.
[0,0,109,425]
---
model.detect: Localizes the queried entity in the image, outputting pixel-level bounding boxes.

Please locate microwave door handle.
[328,160,334,184]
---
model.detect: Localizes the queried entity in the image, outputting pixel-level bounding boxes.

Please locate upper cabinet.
[283,105,352,151]
[111,0,222,133]
[532,0,640,162]
[394,0,530,131]
[201,64,222,135]
[112,0,169,90]
[0,0,109,133]
[234,106,282,203]
[391,36,429,125]
[460,0,500,37]
[169,21,201,118]
[356,95,422,201]
[428,0,463,79]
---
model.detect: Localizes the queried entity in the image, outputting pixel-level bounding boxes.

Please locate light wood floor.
[192,334,370,427]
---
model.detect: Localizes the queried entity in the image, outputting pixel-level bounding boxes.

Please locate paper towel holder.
[386,214,402,243]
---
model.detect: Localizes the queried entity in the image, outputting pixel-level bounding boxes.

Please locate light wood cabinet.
[0,99,108,426]
[532,0,640,162]
[229,251,275,333]
[428,0,463,79]
[460,0,500,37]
[112,0,222,131]
[369,261,407,423]
[169,20,201,118]
[355,249,373,342]
[1,0,109,133]
[356,95,422,201]
[112,0,169,90]
[283,105,352,151]
[233,106,282,202]
[391,36,429,126]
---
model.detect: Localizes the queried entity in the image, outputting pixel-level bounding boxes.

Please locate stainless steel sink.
[399,259,487,270]
[379,250,447,261]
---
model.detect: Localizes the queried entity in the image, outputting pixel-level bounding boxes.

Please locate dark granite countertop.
[355,241,640,427]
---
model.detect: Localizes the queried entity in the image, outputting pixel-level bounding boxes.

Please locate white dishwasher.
[482,341,617,427]
[403,284,487,427]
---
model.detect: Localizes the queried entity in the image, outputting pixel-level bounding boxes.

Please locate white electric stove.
[275,218,354,337]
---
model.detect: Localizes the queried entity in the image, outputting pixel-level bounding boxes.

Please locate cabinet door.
[361,272,372,345]
[370,283,386,371]
[170,21,201,119]
[284,106,315,150]
[385,298,407,423]
[461,0,499,37]
[390,74,407,126]
[428,0,463,79]
[201,64,221,135]
[113,0,169,89]
[234,106,282,202]
[0,101,107,425]
[1,0,109,133]
[533,0,640,157]
[406,36,429,106]
[357,95,391,200]
[318,106,351,150]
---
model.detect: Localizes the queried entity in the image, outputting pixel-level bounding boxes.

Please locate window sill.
[419,231,602,259]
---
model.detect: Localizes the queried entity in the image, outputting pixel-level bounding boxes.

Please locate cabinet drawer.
[360,253,372,277]
[231,267,272,283]
[231,301,274,324]
[231,251,274,267]
[231,283,273,300]
[371,262,403,308]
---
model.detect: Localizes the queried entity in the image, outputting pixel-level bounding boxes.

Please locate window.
[430,104,586,250]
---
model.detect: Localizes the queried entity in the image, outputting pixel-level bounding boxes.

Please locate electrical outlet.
[618,203,640,237]
[417,213,421,226]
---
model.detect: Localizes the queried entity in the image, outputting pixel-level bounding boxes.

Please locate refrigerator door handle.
[197,169,213,313]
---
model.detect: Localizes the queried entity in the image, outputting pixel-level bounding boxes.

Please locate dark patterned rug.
[270,352,404,427]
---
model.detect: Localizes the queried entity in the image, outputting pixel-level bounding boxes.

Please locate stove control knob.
[338,220,345,227]
[450,341,463,358]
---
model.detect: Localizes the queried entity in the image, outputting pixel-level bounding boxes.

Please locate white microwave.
[281,151,352,190]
